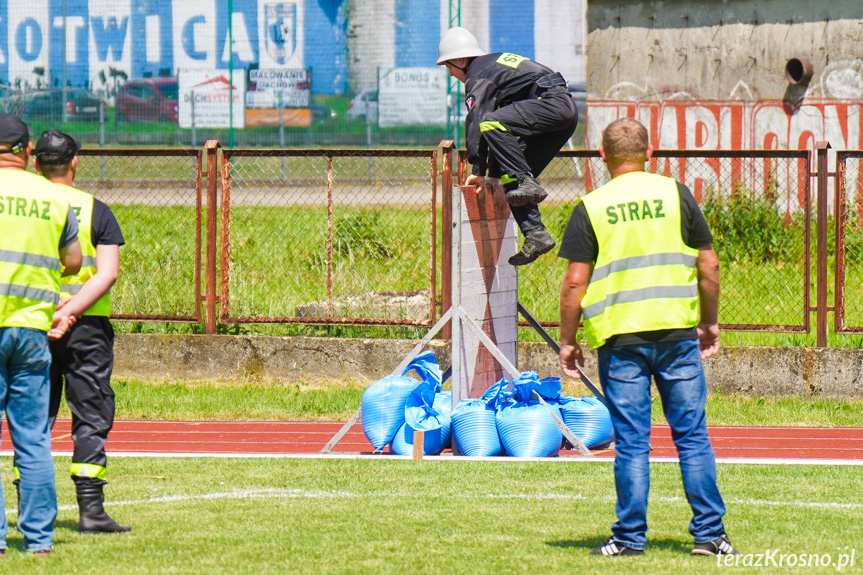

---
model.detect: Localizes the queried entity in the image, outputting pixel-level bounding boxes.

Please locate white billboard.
[179,69,247,128]
[378,67,447,128]
[248,68,310,108]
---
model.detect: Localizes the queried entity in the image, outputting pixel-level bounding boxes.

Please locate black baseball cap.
[34,129,81,164]
[0,113,30,154]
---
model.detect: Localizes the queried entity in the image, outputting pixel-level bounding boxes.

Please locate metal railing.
[218,148,441,327]
[456,148,812,335]
[834,149,863,334]
[75,148,203,322]
[64,142,863,348]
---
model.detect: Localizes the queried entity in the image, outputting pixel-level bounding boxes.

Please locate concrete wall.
[114,334,863,399]
[587,0,863,101]
[585,0,863,150]
[346,0,587,94]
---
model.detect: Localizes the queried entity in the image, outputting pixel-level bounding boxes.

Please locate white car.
[347,88,378,119]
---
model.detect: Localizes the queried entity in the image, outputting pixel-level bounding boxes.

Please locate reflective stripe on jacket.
[579,171,699,348]
[58,185,111,317]
[0,170,70,331]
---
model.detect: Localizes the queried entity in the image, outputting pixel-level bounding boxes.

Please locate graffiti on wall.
[586,94,863,211]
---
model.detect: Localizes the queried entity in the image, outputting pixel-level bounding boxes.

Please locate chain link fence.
[74,149,203,322]
[464,150,811,332]
[219,149,439,326]
[53,143,863,346]
[835,151,863,333]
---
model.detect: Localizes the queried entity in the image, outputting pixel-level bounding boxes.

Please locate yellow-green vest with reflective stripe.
[579,171,699,348]
[58,185,111,317]
[0,169,71,331]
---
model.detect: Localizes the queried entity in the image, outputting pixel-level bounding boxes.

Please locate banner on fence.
[248,69,311,107]
[179,69,247,129]
[245,68,311,126]
[378,67,447,128]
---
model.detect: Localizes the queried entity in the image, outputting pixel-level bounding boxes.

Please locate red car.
[115,78,179,123]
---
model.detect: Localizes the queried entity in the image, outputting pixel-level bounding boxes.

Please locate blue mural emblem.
[265,2,296,64]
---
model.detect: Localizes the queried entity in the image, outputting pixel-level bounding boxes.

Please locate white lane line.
[7,487,863,519]
[2,450,862,466]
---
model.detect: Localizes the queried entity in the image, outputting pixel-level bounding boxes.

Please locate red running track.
[2,420,862,462]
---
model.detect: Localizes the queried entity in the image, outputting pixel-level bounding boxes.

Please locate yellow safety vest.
[58,185,111,317]
[0,169,71,331]
[579,171,700,348]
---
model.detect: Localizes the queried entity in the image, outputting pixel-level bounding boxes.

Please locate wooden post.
[412,431,425,460]
[454,185,519,399]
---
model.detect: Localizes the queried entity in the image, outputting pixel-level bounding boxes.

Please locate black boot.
[13,478,20,532]
[505,174,548,207]
[508,228,556,266]
[75,478,131,534]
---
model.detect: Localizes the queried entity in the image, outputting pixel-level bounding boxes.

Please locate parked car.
[4,88,103,123]
[347,88,378,119]
[568,82,587,122]
[115,77,179,123]
[311,101,337,122]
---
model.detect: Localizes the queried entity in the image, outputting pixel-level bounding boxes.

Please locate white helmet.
[437,27,486,65]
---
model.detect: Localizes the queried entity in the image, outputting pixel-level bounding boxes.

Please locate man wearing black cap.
[0,114,82,555]
[30,129,130,534]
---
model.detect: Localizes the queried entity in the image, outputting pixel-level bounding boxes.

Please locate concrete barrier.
[114,334,863,399]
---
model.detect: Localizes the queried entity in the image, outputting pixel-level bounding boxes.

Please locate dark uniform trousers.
[48,316,115,469]
[484,87,577,233]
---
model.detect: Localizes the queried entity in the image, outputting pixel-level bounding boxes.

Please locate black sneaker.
[505,174,548,207]
[589,537,644,556]
[692,533,739,556]
[508,229,556,266]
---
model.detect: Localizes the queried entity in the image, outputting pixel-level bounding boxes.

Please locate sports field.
[1,381,862,573]
[1,457,861,574]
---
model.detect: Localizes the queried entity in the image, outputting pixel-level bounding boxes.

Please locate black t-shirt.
[92,199,125,247]
[558,180,712,347]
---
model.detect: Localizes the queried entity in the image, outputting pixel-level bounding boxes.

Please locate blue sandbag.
[451,379,509,457]
[496,372,563,457]
[361,350,440,451]
[496,401,562,458]
[391,391,453,455]
[559,396,615,449]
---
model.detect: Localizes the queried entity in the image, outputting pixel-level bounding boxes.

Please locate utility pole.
[446,0,461,149]
[61,0,68,122]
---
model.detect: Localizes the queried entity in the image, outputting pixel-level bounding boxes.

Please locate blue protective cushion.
[496,401,562,458]
[559,396,614,449]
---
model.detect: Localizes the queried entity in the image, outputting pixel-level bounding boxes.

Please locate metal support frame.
[321,186,593,457]
[517,302,607,407]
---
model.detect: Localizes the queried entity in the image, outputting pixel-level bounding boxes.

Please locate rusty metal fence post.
[205,140,222,334]
[814,142,831,347]
[439,140,454,339]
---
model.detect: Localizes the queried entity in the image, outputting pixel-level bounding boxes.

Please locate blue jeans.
[0,327,57,552]
[598,339,726,550]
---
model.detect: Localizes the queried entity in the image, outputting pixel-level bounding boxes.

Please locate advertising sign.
[248,68,310,107]
[179,69,246,129]
[378,67,447,128]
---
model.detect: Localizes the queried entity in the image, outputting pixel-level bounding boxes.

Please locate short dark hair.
[36,161,72,179]
[602,118,649,164]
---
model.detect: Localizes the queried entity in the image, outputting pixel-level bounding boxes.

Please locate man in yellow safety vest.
[558,118,737,557]
[31,129,130,534]
[0,113,81,556]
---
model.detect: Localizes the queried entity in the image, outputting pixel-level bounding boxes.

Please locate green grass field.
[3,381,862,571]
[1,457,860,573]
